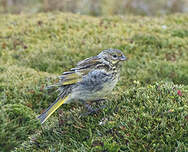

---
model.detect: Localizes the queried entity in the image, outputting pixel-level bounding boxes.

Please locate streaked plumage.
[38,48,126,124]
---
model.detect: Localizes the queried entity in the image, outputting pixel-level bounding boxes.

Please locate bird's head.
[98,48,127,66]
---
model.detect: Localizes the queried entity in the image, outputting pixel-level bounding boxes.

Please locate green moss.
[14,82,188,152]
[172,29,188,38]
[131,34,165,49]
[0,104,40,152]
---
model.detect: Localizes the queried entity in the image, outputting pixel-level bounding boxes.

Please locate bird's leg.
[91,98,106,113]
[92,98,106,104]
[84,103,93,112]
[78,99,93,111]
[80,99,106,116]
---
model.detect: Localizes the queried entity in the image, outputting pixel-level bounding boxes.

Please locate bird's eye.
[113,54,117,58]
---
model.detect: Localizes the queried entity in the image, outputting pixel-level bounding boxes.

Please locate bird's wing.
[59,56,102,86]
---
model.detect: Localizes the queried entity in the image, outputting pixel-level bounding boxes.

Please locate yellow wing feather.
[60,56,101,86]
[61,73,82,85]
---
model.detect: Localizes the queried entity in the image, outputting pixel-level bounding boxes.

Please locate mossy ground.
[0,13,187,152]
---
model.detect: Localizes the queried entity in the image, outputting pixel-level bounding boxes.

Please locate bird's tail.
[38,95,69,124]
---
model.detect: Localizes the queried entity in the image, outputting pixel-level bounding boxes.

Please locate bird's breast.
[70,70,119,101]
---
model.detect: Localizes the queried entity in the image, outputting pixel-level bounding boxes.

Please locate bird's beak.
[120,55,127,61]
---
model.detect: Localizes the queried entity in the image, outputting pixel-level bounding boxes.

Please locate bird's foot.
[80,102,106,117]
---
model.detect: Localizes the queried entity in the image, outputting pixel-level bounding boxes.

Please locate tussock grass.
[0,13,187,152]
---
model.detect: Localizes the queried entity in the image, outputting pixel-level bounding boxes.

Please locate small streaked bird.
[38,48,127,124]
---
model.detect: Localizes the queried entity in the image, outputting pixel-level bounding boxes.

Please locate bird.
[38,48,127,124]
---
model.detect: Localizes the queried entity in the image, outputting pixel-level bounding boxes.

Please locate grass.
[0,13,187,152]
